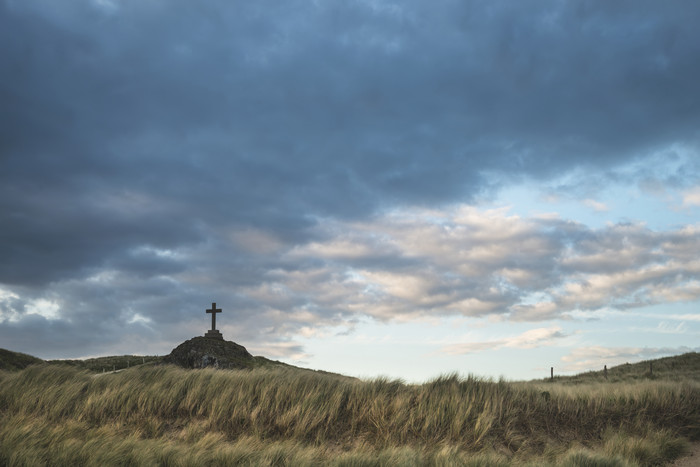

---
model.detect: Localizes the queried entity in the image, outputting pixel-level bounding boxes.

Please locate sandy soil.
[670,442,700,467]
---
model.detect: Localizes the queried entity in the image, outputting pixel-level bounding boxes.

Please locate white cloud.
[0,288,19,301]
[654,321,688,334]
[25,299,61,320]
[441,326,567,355]
[128,313,153,325]
[682,186,700,207]
[666,313,700,322]
[509,301,560,322]
[583,199,609,212]
[0,288,21,323]
[290,239,377,260]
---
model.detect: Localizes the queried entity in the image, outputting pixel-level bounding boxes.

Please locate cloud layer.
[1,0,700,365]
[2,201,699,359]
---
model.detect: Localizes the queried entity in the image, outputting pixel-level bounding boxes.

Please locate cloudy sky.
[2,0,699,381]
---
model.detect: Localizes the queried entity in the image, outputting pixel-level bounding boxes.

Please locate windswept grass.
[1,363,697,466]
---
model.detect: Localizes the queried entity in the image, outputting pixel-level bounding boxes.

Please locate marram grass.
[0,364,696,466]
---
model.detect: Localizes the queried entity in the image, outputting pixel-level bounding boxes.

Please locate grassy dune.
[1,358,698,466]
[46,355,163,373]
[544,353,700,385]
[0,348,43,371]
[0,347,162,373]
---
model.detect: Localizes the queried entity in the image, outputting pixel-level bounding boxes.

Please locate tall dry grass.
[0,364,696,466]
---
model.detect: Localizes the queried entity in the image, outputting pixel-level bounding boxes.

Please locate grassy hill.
[0,351,698,466]
[47,354,163,372]
[0,348,43,371]
[0,343,338,375]
[544,352,700,384]
[0,347,163,373]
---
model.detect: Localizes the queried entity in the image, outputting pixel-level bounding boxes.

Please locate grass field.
[1,353,698,466]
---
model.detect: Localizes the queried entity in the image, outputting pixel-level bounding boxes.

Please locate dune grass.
[0,363,697,466]
[543,353,700,385]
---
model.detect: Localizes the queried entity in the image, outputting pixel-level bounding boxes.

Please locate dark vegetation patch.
[0,348,43,371]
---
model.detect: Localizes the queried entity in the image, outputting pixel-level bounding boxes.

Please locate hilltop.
[0,348,43,371]
[2,344,699,383]
[3,339,700,386]
[0,337,300,374]
[161,336,291,370]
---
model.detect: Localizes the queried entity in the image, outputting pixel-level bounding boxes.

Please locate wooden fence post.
[550,367,554,381]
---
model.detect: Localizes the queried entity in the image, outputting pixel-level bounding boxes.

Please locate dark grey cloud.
[2,0,700,358]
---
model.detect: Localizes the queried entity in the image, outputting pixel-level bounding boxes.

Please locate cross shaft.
[206,302,222,331]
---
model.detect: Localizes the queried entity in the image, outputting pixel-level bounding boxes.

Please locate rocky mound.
[163,336,255,369]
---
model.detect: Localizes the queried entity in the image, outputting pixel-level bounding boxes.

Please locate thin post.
[604,365,608,379]
[550,367,554,381]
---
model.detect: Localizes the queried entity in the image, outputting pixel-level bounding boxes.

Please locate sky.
[1,0,699,382]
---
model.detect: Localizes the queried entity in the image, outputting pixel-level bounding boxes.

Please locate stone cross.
[206,302,222,331]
